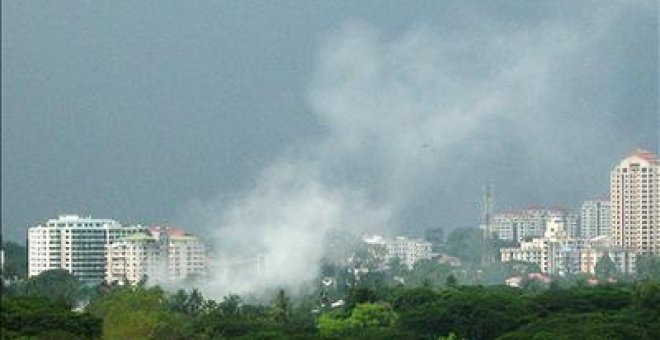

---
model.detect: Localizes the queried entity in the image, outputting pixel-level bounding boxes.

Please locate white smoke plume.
[191,161,389,297]
[181,2,650,298]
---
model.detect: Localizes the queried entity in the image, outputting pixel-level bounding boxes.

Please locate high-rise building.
[106,226,207,285]
[27,215,146,284]
[565,212,581,239]
[610,149,660,255]
[580,199,611,239]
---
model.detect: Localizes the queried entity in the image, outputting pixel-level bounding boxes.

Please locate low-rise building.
[501,218,636,276]
[385,237,433,269]
[579,236,636,275]
[491,208,575,244]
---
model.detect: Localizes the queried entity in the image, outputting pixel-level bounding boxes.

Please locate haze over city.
[2,0,657,244]
[3,2,660,339]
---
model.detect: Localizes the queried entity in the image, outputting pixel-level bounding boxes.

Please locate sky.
[2,0,658,243]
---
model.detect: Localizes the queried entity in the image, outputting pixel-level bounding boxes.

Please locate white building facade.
[491,208,575,244]
[580,200,612,239]
[27,215,146,284]
[611,149,660,255]
[106,233,160,285]
[501,218,636,276]
[106,226,207,285]
[385,237,433,269]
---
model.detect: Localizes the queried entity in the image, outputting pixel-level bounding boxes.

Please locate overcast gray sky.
[2,0,658,242]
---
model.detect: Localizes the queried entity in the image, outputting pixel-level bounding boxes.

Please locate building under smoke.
[360,234,433,270]
[106,226,207,285]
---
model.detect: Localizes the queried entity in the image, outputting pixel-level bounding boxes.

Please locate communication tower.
[481,184,494,265]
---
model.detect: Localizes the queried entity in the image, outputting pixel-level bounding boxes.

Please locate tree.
[167,289,189,314]
[219,294,241,317]
[387,257,408,279]
[87,286,172,339]
[273,289,291,324]
[407,259,452,288]
[186,288,204,317]
[150,311,195,340]
[318,310,354,338]
[346,286,378,309]
[634,281,660,311]
[350,303,397,328]
[318,303,397,338]
[424,228,445,252]
[636,255,660,280]
[1,241,27,279]
[446,274,458,287]
[1,296,101,339]
[20,269,81,308]
[595,253,617,279]
[497,312,647,340]
[445,228,482,263]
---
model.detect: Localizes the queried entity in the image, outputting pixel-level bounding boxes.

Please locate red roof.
[628,148,657,161]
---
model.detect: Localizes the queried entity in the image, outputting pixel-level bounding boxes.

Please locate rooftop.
[619,148,659,167]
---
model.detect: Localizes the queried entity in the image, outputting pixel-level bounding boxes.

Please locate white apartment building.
[501,237,550,272]
[27,215,146,284]
[106,226,206,285]
[491,208,575,244]
[500,218,581,275]
[610,149,660,255]
[361,234,388,266]
[385,237,433,269]
[106,232,160,285]
[501,218,636,276]
[580,199,611,239]
[580,248,636,276]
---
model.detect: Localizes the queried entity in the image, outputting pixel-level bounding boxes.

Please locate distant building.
[106,226,207,285]
[106,232,160,285]
[565,212,581,239]
[580,199,611,239]
[490,208,575,244]
[385,237,433,269]
[505,276,523,288]
[27,215,145,284]
[435,254,462,267]
[500,217,581,275]
[501,218,636,276]
[580,248,636,276]
[361,234,388,266]
[610,149,660,255]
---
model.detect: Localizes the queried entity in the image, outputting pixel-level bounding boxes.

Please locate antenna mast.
[482,184,494,265]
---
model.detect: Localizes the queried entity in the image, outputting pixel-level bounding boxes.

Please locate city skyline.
[10,148,656,236]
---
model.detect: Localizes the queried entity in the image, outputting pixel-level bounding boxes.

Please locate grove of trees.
[3,237,660,339]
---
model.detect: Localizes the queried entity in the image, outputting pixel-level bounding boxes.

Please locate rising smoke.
[183,2,653,298]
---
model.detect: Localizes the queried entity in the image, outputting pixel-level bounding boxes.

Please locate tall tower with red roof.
[610,149,660,255]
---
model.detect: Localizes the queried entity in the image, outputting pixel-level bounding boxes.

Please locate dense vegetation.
[3,269,660,339]
[3,234,660,339]
[1,241,27,279]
